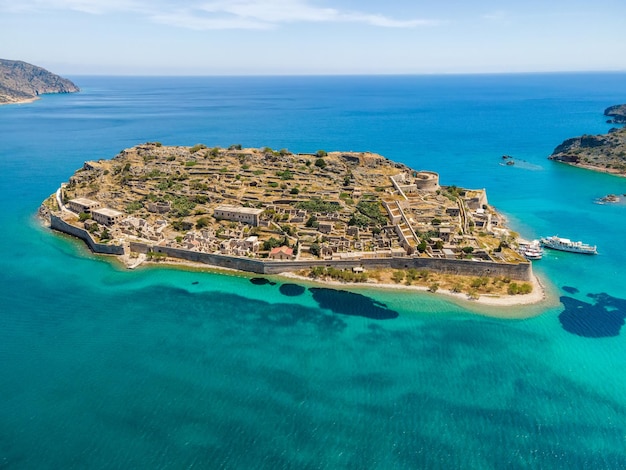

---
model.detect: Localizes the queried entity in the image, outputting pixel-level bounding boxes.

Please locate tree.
[348,212,370,228]
[196,217,210,229]
[507,282,520,295]
[519,283,533,294]
[309,242,321,257]
[316,149,327,158]
[78,212,91,222]
[391,270,405,283]
[305,215,319,228]
[314,158,327,169]
[262,237,282,251]
[451,282,463,293]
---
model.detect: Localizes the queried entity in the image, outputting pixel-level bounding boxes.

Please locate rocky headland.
[605,104,626,124]
[549,105,626,175]
[0,58,79,105]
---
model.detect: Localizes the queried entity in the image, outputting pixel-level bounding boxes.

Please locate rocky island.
[0,58,79,105]
[605,104,626,124]
[40,143,538,301]
[549,104,626,175]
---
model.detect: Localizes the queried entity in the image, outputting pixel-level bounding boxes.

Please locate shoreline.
[0,97,39,106]
[553,159,626,178]
[123,253,553,317]
[43,216,552,317]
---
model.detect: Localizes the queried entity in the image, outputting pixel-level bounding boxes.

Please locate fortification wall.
[130,242,267,273]
[130,242,532,281]
[50,214,124,255]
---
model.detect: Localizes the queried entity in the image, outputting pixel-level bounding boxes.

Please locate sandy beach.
[122,250,553,316]
[0,97,39,106]
[278,270,550,307]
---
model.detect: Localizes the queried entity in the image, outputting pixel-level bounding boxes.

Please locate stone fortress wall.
[50,214,124,255]
[50,214,531,281]
[129,242,532,281]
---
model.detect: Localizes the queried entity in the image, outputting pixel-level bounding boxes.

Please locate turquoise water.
[2,74,626,468]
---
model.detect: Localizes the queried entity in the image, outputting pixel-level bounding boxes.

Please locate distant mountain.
[0,59,79,104]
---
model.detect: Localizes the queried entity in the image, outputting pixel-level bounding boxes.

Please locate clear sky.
[1,0,625,75]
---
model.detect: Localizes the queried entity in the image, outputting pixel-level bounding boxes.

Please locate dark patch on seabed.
[562,285,579,294]
[250,277,276,286]
[279,283,305,296]
[559,292,626,337]
[309,287,399,320]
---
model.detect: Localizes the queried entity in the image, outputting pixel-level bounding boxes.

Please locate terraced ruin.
[40,143,529,278]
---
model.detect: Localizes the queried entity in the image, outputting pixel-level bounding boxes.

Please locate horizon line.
[63,69,626,78]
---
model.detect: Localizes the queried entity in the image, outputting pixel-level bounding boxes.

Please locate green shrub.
[196,217,211,229]
[126,201,142,213]
[309,242,321,257]
[507,282,520,295]
[190,144,207,153]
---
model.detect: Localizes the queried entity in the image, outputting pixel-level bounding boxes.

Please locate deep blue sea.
[1,73,626,469]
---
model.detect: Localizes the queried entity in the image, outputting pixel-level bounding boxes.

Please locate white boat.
[519,240,543,260]
[540,236,597,255]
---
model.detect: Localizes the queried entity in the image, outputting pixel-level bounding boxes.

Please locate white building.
[213,204,264,226]
[92,207,124,226]
[67,197,101,214]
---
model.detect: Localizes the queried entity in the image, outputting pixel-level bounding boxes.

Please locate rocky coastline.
[605,104,626,124]
[0,58,79,105]
[549,104,626,175]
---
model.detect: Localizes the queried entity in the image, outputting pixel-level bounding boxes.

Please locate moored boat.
[540,235,597,255]
[519,240,543,260]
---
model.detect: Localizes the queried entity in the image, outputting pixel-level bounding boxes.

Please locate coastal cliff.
[549,105,626,175]
[605,104,626,124]
[0,59,79,104]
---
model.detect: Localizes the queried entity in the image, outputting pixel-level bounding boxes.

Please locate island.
[549,104,626,175]
[0,58,79,105]
[605,104,626,124]
[40,143,541,303]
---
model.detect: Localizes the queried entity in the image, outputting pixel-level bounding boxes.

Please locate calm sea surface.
[1,74,626,469]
